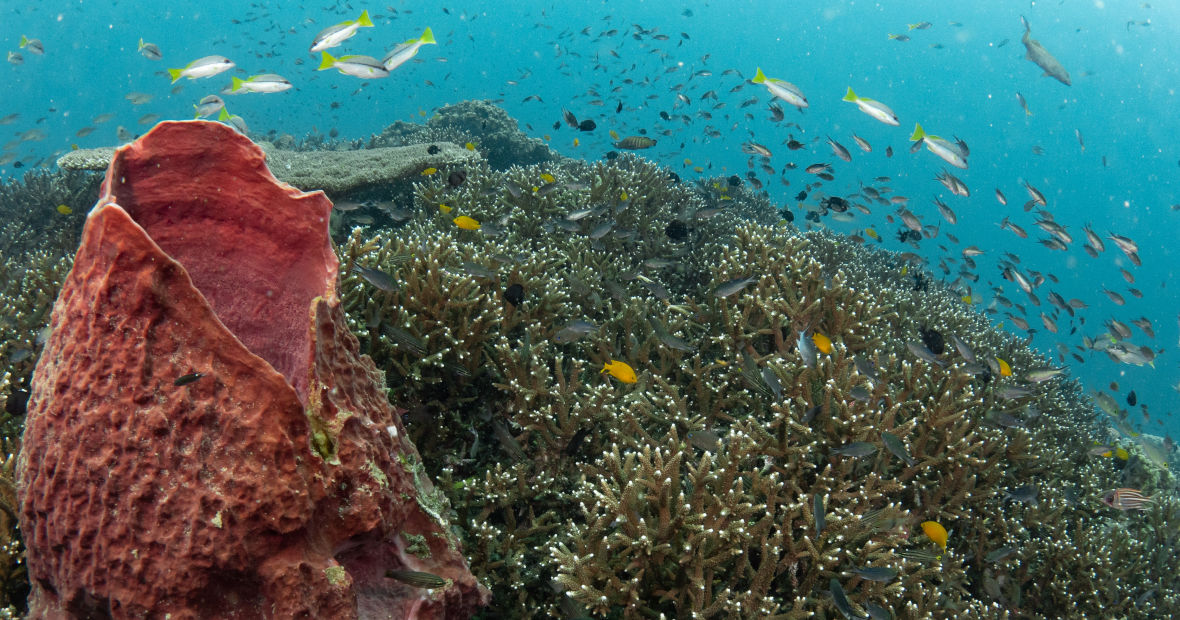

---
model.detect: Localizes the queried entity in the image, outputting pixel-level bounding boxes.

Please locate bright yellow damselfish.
[453,215,481,230]
[438,204,453,213]
[812,332,833,354]
[601,359,637,384]
[920,520,948,552]
[540,173,555,183]
[996,357,1012,377]
[421,167,437,176]
[464,142,476,151]
[56,204,72,215]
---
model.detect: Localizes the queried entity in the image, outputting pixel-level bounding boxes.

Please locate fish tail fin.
[600,363,609,373]
[357,9,374,27]
[842,87,857,102]
[420,27,436,44]
[19,35,28,48]
[317,51,336,71]
[230,76,244,91]
[752,67,766,84]
[1021,15,1030,33]
[192,106,201,120]
[910,123,926,141]
[138,37,145,50]
[907,23,918,31]
[167,68,183,83]
[218,107,231,122]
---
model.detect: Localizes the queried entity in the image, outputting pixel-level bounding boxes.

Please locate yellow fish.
[693,166,704,173]
[438,203,453,213]
[812,332,833,354]
[920,520,948,552]
[56,204,72,215]
[609,129,620,140]
[620,191,629,201]
[464,142,476,151]
[962,295,973,304]
[996,357,1012,377]
[865,227,879,240]
[453,215,480,230]
[543,134,551,141]
[601,359,637,384]
[683,158,692,165]
[421,167,437,176]
[1099,447,1131,460]
[540,173,555,183]
[900,265,909,277]
[572,138,579,147]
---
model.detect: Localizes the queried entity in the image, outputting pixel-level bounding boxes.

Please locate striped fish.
[1101,488,1154,511]
[613,136,657,150]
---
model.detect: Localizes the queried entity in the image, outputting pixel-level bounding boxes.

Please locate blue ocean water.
[3,0,1176,440]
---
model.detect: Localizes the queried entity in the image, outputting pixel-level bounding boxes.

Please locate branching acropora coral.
[334,145,1177,617]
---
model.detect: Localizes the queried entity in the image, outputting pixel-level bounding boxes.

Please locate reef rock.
[56,139,479,195]
[17,120,488,618]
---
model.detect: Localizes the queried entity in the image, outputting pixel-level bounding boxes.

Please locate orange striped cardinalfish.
[1101,488,1154,511]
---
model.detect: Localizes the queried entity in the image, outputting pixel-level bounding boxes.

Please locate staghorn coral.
[332,132,1179,618]
[0,167,97,616]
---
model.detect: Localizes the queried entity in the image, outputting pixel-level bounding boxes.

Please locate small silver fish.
[834,442,877,458]
[829,579,868,620]
[797,331,817,368]
[686,429,722,452]
[714,276,757,298]
[137,38,162,60]
[588,221,614,239]
[813,493,825,537]
[905,341,947,367]
[1004,485,1038,504]
[649,318,695,352]
[948,334,975,362]
[353,265,397,291]
[881,431,915,466]
[762,366,783,400]
[553,320,598,343]
[852,566,897,582]
[1024,366,1067,383]
[853,356,880,381]
[985,546,1018,563]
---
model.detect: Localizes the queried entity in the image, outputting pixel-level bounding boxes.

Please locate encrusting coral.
[0,102,1174,617]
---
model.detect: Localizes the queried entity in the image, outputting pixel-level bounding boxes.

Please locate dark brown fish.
[174,372,205,386]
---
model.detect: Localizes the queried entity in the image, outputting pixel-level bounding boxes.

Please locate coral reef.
[371,99,560,169]
[17,121,487,618]
[0,102,1174,617]
[334,137,1178,617]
